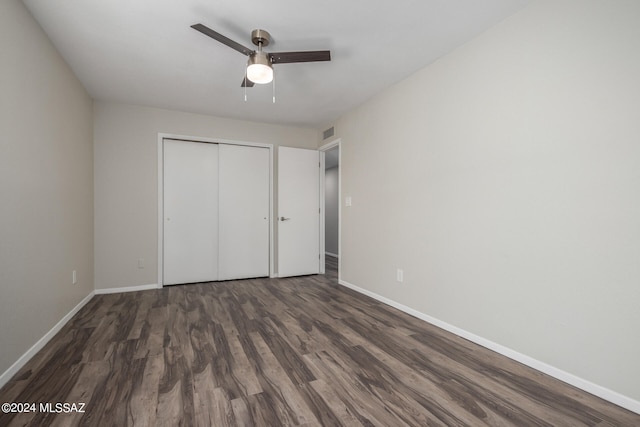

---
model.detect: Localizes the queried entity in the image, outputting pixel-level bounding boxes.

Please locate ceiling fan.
[191,24,331,87]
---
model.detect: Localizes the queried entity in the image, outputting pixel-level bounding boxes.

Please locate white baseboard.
[0,291,95,389]
[94,283,159,295]
[338,279,640,415]
[325,252,339,258]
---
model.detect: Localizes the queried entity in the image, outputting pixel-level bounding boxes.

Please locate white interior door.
[218,144,270,280]
[278,146,320,277]
[163,139,219,285]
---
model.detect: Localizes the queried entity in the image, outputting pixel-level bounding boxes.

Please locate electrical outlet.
[396,268,404,283]
[138,258,145,269]
[72,270,77,285]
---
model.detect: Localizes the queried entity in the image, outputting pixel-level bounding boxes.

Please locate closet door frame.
[157,133,274,287]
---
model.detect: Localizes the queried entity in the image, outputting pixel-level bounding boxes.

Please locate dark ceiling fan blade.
[241,76,255,88]
[191,24,254,56]
[268,50,331,64]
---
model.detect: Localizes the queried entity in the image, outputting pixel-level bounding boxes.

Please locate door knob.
[280,217,291,221]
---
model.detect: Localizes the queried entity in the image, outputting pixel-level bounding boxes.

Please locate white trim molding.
[94,283,159,295]
[338,279,640,415]
[0,291,95,389]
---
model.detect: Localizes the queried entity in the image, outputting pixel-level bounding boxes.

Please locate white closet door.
[218,144,270,280]
[278,146,320,277]
[163,140,219,285]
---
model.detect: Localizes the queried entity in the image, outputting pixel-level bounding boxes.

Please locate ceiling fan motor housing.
[251,29,271,47]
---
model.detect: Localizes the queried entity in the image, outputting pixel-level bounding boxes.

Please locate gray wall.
[325,167,339,256]
[0,0,94,377]
[332,0,640,403]
[93,101,319,290]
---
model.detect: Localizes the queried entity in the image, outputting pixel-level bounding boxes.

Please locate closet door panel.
[163,140,219,285]
[218,144,270,280]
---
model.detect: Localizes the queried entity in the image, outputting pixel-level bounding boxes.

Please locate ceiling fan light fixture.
[247,51,273,84]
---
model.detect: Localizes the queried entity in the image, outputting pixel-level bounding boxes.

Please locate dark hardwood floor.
[1,256,638,426]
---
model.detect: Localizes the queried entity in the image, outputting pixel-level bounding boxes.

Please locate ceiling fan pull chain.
[272,67,276,103]
[244,68,248,101]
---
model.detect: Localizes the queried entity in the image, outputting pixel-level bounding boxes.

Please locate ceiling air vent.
[323,126,335,140]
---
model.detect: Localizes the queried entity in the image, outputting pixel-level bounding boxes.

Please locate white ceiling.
[23,0,530,129]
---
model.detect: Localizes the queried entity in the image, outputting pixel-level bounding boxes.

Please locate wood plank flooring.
[1,256,638,426]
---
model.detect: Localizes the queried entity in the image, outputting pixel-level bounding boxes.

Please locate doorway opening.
[320,139,340,283]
